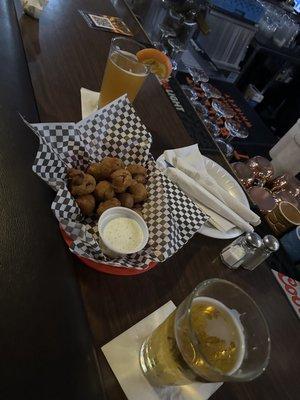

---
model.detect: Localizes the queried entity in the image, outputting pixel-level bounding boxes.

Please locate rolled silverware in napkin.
[164,167,254,233]
[194,202,235,232]
[164,150,261,226]
[164,151,261,227]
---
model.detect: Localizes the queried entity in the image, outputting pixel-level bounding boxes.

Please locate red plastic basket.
[60,227,157,276]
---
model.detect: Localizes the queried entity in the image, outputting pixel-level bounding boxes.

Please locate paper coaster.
[102,301,222,400]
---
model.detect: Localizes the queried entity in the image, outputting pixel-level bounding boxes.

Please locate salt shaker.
[220,233,263,270]
[243,235,279,271]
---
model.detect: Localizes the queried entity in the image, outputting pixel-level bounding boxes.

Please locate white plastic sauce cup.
[98,207,149,258]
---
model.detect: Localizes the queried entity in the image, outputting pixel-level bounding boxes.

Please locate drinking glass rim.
[110,36,150,74]
[185,278,271,381]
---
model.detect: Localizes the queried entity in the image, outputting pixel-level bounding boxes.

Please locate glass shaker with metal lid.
[243,235,280,271]
[220,232,263,270]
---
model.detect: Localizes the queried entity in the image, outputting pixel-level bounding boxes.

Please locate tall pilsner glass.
[140,279,271,386]
[98,37,149,108]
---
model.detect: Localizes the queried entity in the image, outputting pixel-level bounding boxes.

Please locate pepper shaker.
[243,235,280,271]
[220,233,263,270]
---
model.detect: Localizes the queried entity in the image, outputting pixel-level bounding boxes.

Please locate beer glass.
[140,279,270,386]
[98,37,149,108]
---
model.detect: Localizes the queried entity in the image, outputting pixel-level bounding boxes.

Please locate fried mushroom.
[102,157,124,173]
[128,182,148,203]
[70,173,96,196]
[96,198,121,215]
[111,168,132,193]
[118,193,134,208]
[87,158,125,181]
[94,181,115,202]
[127,163,147,176]
[133,174,146,184]
[87,162,111,181]
[67,168,84,186]
[76,194,95,216]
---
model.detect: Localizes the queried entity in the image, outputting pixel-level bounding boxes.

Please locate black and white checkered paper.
[27,95,208,270]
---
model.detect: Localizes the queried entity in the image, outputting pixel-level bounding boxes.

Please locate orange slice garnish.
[136,48,172,80]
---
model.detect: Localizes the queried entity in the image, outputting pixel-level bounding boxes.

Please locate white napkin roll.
[165,167,254,233]
[195,202,235,232]
[173,157,261,227]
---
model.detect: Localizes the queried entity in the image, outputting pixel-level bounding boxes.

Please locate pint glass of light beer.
[140,279,270,386]
[98,37,149,108]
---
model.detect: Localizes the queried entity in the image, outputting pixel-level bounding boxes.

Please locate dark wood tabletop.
[0,2,105,399]
[14,0,300,399]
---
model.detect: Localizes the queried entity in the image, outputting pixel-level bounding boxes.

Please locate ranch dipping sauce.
[102,217,144,254]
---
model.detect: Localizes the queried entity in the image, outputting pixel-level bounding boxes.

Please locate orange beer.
[98,37,149,108]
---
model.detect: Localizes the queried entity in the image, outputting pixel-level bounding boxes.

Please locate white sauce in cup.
[102,217,144,254]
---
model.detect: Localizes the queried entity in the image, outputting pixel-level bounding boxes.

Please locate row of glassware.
[256,0,299,48]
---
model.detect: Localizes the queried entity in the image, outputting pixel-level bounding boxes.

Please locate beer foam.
[192,297,246,375]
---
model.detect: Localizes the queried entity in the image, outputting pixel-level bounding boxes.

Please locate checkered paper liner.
[26,95,208,270]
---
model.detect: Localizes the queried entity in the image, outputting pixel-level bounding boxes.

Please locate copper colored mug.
[247,156,274,184]
[265,201,300,236]
[273,190,299,209]
[269,173,300,197]
[247,186,276,214]
[231,162,255,189]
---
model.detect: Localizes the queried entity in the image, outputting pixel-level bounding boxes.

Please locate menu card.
[272,270,300,318]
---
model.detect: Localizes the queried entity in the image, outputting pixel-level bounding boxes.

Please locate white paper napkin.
[80,88,99,119]
[21,0,48,19]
